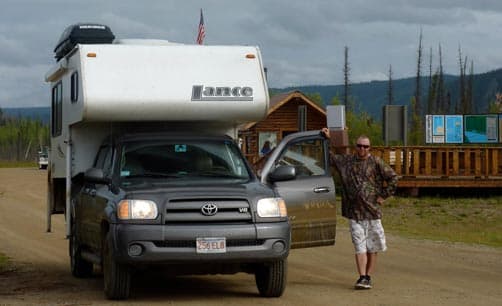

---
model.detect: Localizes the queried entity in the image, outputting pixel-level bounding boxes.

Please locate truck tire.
[103,232,131,300]
[255,259,287,297]
[69,224,93,277]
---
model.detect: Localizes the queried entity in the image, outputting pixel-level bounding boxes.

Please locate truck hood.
[121,181,275,202]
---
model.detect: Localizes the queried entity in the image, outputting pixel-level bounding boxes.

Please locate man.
[321,128,398,290]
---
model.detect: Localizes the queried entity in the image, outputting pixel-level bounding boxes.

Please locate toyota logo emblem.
[201,203,218,216]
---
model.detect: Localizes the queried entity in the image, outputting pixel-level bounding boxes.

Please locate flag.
[196,9,205,45]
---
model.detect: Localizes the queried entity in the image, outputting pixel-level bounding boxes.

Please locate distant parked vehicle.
[38,151,49,170]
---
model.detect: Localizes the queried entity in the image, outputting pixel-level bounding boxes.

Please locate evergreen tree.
[305,92,323,107]
[408,96,424,145]
[330,95,341,106]
[345,97,383,146]
[428,70,439,114]
[0,117,49,162]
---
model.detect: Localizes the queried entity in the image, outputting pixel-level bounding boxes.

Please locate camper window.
[51,81,62,137]
[71,72,78,103]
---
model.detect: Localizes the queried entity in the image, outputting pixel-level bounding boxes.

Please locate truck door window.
[95,146,113,176]
[276,138,326,177]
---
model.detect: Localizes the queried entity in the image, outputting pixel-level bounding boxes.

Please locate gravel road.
[0,168,501,305]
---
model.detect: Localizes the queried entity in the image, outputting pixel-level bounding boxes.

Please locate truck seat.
[195,155,213,172]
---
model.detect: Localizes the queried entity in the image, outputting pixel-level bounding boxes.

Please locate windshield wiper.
[192,171,246,179]
[126,172,182,178]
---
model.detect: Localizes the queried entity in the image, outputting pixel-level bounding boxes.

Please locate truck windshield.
[119,139,251,185]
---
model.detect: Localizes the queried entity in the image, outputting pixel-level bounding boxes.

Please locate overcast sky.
[1,0,502,108]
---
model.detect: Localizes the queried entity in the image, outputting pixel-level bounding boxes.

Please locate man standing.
[321,128,398,290]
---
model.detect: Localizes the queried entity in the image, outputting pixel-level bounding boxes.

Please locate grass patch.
[0,161,37,168]
[382,196,502,248]
[0,253,10,273]
[335,195,502,248]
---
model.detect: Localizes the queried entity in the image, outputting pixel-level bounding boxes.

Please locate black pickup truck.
[70,130,336,299]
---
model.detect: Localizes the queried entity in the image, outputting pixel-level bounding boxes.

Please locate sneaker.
[364,275,372,289]
[355,276,372,289]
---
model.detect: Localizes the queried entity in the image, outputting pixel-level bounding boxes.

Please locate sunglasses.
[356,144,370,149]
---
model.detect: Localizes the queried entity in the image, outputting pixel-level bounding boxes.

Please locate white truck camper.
[45,23,336,300]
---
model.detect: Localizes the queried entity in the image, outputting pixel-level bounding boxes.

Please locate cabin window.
[70,72,78,103]
[258,131,277,156]
[51,82,63,137]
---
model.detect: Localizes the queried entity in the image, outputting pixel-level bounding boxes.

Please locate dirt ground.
[0,168,501,306]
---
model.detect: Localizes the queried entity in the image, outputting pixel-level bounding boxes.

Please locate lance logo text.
[191,85,254,101]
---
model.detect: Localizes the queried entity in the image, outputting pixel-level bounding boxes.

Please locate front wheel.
[103,232,131,300]
[255,259,287,297]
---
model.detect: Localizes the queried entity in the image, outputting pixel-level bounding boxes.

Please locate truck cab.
[46,23,336,300]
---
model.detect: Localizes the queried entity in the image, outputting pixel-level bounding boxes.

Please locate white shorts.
[349,219,387,254]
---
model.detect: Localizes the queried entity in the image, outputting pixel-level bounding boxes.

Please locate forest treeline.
[0,109,49,162]
[274,31,502,145]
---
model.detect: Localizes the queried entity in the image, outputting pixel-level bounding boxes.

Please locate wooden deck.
[371,146,502,188]
[248,145,502,190]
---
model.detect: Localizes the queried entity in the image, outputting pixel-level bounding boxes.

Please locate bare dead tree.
[343,46,350,112]
[436,44,445,113]
[467,60,474,113]
[415,29,423,117]
[387,64,394,105]
[427,47,433,114]
[457,45,465,114]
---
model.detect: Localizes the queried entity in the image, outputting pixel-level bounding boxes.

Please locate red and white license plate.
[196,237,226,254]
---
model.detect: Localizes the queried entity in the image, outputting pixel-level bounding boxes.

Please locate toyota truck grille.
[164,198,252,223]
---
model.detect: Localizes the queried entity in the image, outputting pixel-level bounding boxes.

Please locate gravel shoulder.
[1,168,501,305]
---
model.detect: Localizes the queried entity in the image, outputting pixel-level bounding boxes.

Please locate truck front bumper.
[110,222,290,264]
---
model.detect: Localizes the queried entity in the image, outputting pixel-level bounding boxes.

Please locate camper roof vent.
[54,23,115,61]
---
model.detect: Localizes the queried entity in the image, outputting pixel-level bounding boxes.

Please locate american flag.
[196,9,205,45]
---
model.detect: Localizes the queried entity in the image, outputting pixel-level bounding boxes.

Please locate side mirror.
[84,168,110,185]
[268,165,296,182]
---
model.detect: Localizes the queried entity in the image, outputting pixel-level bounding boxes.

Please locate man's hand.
[321,127,330,139]
[376,196,384,205]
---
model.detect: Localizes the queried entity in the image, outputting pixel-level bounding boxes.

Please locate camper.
[45,23,336,300]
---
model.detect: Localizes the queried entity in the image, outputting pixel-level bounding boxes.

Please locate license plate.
[196,237,226,254]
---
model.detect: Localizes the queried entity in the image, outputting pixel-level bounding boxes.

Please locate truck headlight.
[117,200,158,220]
[257,198,287,218]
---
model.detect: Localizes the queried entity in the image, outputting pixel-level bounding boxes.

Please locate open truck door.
[260,130,336,249]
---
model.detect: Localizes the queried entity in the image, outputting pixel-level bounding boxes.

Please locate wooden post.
[492,149,499,176]
[475,149,481,177]
[395,148,402,175]
[464,148,470,176]
[413,149,420,176]
[425,149,432,175]
[453,150,459,175]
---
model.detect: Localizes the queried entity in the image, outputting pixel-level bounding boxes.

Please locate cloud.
[2,0,502,107]
[0,64,49,107]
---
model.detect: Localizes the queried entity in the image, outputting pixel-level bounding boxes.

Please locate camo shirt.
[329,152,398,221]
